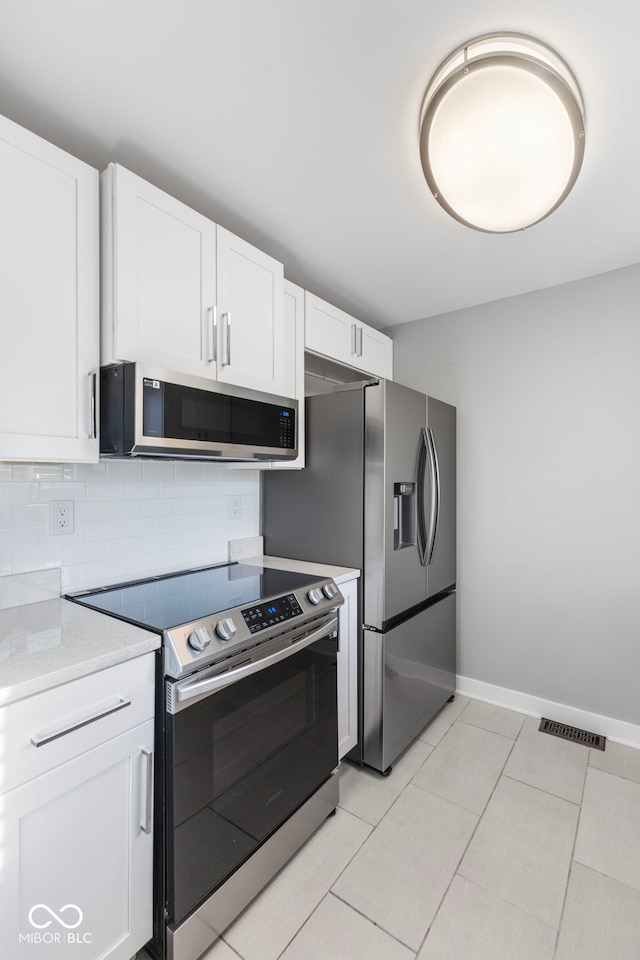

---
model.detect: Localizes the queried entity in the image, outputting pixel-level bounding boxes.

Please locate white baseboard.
[457,675,640,750]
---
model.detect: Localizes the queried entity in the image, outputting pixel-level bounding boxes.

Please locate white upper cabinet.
[101,163,217,378]
[305,291,393,380]
[260,279,305,469]
[101,164,289,397]
[216,226,285,394]
[0,113,99,462]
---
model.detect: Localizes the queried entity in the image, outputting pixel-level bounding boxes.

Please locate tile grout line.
[551,746,594,960]
[412,713,522,956]
[326,889,418,957]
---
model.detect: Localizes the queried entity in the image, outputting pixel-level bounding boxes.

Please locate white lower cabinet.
[0,654,155,960]
[338,577,358,759]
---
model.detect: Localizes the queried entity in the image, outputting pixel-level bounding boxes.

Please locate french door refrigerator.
[262,378,456,774]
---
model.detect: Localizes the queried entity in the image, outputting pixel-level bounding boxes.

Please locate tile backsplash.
[0,460,260,592]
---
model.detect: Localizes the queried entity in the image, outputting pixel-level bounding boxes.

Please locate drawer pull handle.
[30,697,132,748]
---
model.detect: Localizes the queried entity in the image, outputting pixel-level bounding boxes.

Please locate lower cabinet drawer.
[2,652,155,795]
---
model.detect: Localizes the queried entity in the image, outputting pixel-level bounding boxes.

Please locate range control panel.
[242,592,303,634]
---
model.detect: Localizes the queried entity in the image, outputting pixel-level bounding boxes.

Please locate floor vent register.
[538,717,606,751]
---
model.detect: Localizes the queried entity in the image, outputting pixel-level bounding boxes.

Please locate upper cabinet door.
[304,292,354,366]
[304,291,393,380]
[101,164,217,378]
[215,227,286,395]
[0,114,99,462]
[359,324,393,379]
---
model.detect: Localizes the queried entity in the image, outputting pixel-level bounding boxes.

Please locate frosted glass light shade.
[419,35,585,232]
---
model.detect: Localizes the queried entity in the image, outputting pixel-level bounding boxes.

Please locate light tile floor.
[141,697,640,960]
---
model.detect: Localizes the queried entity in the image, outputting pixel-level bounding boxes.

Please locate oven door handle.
[173,614,339,706]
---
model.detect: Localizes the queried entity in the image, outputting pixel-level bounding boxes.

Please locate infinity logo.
[28,904,84,929]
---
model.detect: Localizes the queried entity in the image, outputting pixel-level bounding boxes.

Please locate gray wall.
[389,262,640,725]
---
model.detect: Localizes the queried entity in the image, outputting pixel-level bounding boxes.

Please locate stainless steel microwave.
[100,362,298,461]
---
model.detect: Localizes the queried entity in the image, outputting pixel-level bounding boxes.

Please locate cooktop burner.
[67,562,320,632]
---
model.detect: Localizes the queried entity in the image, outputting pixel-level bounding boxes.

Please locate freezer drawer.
[362,591,456,773]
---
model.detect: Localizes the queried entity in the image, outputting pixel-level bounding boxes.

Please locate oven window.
[166,636,337,923]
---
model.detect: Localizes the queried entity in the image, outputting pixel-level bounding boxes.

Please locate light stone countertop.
[0,596,159,707]
[0,553,358,709]
[227,538,360,585]
[256,554,360,585]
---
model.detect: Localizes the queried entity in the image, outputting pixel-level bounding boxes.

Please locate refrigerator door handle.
[416,428,429,565]
[425,426,441,565]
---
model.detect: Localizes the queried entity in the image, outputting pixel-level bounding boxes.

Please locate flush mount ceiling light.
[419,34,585,233]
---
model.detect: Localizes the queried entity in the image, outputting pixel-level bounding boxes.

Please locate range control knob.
[188,626,211,652]
[307,587,324,605]
[322,582,338,599]
[216,617,237,641]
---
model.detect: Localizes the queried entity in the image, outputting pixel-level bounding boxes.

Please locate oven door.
[164,614,339,933]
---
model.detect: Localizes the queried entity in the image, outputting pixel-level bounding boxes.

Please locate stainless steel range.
[67,561,343,960]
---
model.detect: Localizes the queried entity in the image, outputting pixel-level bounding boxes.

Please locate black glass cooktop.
[66,562,320,632]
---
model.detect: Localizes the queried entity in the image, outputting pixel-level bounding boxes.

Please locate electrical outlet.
[228,495,242,520]
[50,499,75,536]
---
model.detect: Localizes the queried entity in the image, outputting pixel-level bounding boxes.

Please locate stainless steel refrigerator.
[262,379,456,774]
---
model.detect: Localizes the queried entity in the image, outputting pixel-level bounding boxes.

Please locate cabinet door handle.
[357,326,363,357]
[206,306,217,363]
[140,748,154,834]
[88,371,97,439]
[222,311,231,366]
[30,697,132,748]
[351,323,358,356]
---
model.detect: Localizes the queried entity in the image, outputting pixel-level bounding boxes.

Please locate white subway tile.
[62,464,83,481]
[125,516,161,538]
[61,564,83,591]
[80,558,124,585]
[11,503,47,529]
[39,523,85,547]
[142,533,175,553]
[0,464,14,482]
[175,461,205,481]
[159,514,199,533]
[126,481,161,500]
[84,519,126,542]
[166,480,193,500]
[73,463,107,481]
[3,527,41,552]
[62,541,107,565]
[37,482,87,503]
[120,554,161,578]
[105,537,144,559]
[142,462,176,481]
[86,481,128,501]
[106,460,144,481]
[0,483,39,506]
[105,500,142,520]
[141,498,175,517]
[12,464,64,482]
[75,501,107,523]
[11,546,63,573]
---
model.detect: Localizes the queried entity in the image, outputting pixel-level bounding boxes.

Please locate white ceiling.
[2,0,639,329]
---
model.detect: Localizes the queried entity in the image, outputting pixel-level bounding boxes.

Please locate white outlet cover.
[49,499,75,536]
